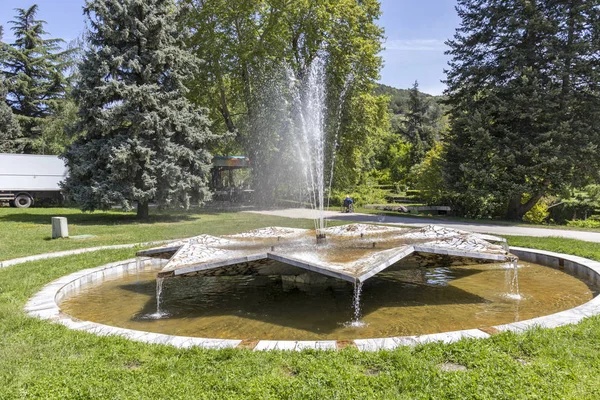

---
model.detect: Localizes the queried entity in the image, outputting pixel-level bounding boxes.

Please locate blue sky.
[0,0,458,95]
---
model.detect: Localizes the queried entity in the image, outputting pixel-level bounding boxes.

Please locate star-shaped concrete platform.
[138,224,515,283]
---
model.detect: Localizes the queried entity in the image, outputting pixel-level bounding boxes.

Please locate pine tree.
[0,5,71,153]
[62,0,220,219]
[0,25,23,153]
[0,79,23,154]
[403,81,434,166]
[444,0,600,219]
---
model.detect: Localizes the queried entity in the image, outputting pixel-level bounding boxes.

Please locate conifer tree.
[0,5,71,153]
[404,81,435,166]
[62,0,219,219]
[444,0,600,219]
[0,25,23,153]
[0,79,22,153]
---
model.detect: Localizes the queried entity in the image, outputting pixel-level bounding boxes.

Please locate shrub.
[567,219,600,228]
[523,196,550,224]
[331,186,388,207]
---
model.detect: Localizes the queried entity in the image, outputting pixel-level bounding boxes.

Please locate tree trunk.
[215,58,237,134]
[505,193,544,220]
[137,201,149,220]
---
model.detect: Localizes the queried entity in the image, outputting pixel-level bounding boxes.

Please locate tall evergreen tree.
[0,5,71,153]
[403,80,435,166]
[0,26,23,153]
[0,79,23,153]
[444,0,600,219]
[62,0,219,219]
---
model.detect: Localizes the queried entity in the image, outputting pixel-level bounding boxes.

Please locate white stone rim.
[23,246,600,351]
[0,240,176,270]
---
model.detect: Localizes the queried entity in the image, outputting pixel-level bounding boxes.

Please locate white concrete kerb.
[0,240,176,269]
[22,246,600,351]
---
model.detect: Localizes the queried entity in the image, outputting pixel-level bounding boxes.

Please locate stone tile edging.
[24,246,600,351]
[0,240,176,269]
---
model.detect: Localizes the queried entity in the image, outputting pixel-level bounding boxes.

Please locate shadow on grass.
[0,208,229,226]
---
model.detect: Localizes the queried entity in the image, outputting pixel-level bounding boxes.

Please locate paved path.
[248,208,600,243]
[0,240,174,269]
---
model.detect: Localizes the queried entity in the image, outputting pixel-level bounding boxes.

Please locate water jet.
[316,233,327,244]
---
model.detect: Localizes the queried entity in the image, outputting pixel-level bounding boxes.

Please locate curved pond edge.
[0,240,175,270]
[24,246,600,351]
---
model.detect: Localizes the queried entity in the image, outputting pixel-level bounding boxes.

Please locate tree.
[35,99,79,155]
[403,81,436,165]
[62,0,220,219]
[444,0,600,220]
[0,25,23,153]
[0,5,72,153]
[182,0,386,199]
[0,80,22,153]
[413,141,445,204]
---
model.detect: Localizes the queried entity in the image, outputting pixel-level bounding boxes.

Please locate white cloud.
[385,39,448,52]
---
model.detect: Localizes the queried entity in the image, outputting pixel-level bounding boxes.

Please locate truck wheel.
[8,200,15,207]
[14,194,33,208]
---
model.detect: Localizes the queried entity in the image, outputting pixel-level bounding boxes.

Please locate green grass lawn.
[0,207,327,261]
[2,208,600,398]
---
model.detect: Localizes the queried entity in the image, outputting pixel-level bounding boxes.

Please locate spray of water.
[135,256,144,283]
[285,58,328,234]
[504,259,522,300]
[285,57,352,235]
[343,281,367,328]
[156,277,165,314]
[142,277,169,320]
[325,74,353,222]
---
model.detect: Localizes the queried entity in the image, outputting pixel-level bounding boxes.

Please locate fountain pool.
[34,223,598,346]
[59,258,595,341]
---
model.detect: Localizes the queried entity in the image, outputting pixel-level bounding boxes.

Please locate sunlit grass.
[2,209,600,397]
[0,207,324,261]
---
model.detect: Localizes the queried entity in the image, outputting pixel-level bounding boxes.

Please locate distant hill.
[374,83,446,116]
[374,83,447,119]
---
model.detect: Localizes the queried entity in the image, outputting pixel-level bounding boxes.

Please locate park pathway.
[248,208,600,243]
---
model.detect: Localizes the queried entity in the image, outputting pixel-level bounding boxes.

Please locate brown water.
[60,262,597,340]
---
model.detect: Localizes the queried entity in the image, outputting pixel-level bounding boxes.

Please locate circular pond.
[59,259,597,341]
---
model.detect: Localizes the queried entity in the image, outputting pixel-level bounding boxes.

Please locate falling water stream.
[135,256,145,283]
[505,260,522,300]
[156,277,165,315]
[345,281,367,327]
[145,277,168,320]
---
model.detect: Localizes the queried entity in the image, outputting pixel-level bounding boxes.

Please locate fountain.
[285,56,351,241]
[134,59,524,326]
[52,229,600,345]
[30,58,600,350]
[137,223,519,327]
[22,54,600,351]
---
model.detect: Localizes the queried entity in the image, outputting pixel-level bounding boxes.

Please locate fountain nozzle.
[316,233,327,245]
